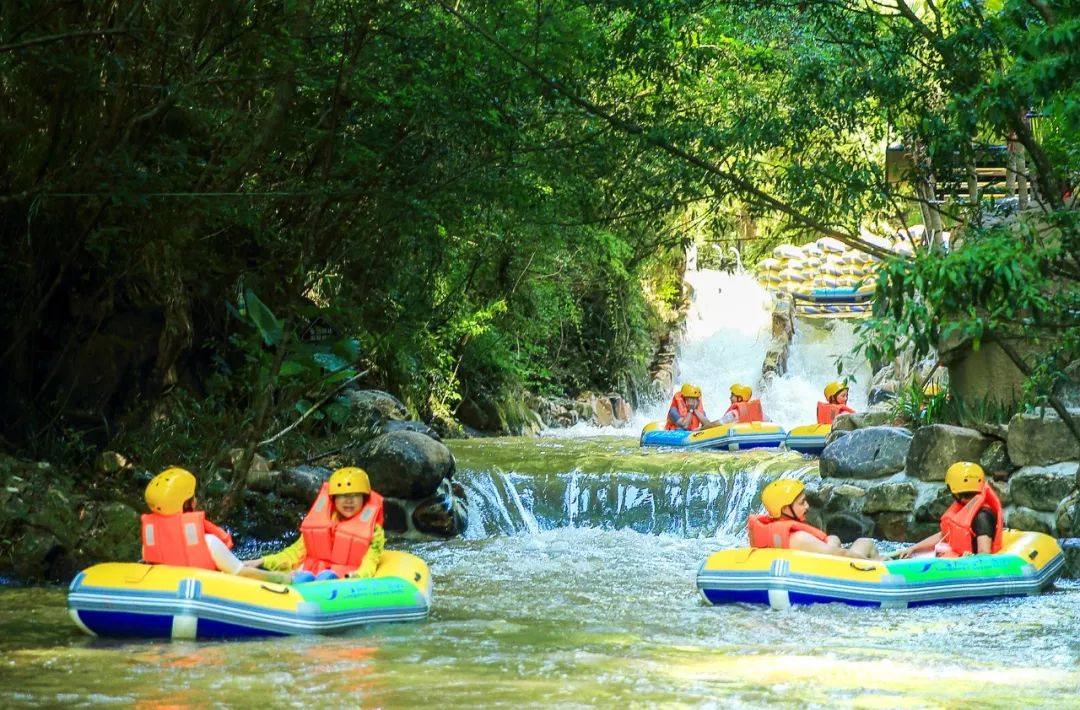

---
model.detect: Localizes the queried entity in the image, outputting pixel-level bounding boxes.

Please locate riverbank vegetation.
[2,1,1077,478]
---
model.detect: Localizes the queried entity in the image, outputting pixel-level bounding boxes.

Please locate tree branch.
[433,0,897,261]
[259,369,370,446]
[0,28,131,53]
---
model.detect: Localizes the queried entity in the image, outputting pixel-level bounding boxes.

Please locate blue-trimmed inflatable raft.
[641,422,787,451]
[784,423,830,455]
[68,550,431,639]
[697,530,1064,609]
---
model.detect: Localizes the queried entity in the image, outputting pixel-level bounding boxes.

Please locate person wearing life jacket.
[817,381,856,425]
[666,383,715,431]
[718,383,768,424]
[244,466,385,582]
[899,462,1003,559]
[141,467,289,582]
[747,479,880,559]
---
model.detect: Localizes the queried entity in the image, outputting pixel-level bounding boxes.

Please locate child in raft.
[665,383,716,431]
[244,466,385,582]
[899,462,1002,558]
[817,381,855,424]
[748,478,880,559]
[141,467,290,583]
[718,383,769,424]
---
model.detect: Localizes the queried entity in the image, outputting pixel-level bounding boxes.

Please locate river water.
[4,271,1078,707]
[3,437,1080,709]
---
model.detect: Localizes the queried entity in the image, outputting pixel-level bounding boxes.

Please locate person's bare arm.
[898,532,942,559]
[789,530,846,556]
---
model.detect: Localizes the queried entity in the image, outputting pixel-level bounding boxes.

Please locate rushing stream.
[4,436,1080,709]
[3,271,1079,708]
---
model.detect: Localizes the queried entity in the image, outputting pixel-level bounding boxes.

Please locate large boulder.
[457,394,543,435]
[411,481,469,537]
[813,482,869,514]
[873,512,918,542]
[1007,409,1080,466]
[590,394,615,426]
[980,440,1013,477]
[380,419,443,441]
[820,426,913,479]
[905,424,992,482]
[823,510,874,543]
[913,485,953,523]
[831,405,896,432]
[863,481,919,514]
[341,389,409,424]
[574,392,634,428]
[1056,492,1078,537]
[1006,507,1054,535]
[1008,462,1079,512]
[277,465,329,503]
[356,431,455,499]
[322,389,413,450]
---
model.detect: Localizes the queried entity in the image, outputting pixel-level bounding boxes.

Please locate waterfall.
[761,318,873,429]
[454,450,818,540]
[460,266,873,542]
[640,269,775,427]
[541,267,873,433]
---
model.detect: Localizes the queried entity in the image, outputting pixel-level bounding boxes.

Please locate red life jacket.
[939,484,1003,556]
[141,511,233,571]
[816,402,854,425]
[747,514,830,549]
[299,483,385,576]
[665,392,703,431]
[724,399,765,423]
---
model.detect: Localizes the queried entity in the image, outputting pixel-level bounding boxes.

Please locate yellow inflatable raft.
[68,550,432,639]
[697,530,1063,609]
[784,423,830,455]
[641,421,787,451]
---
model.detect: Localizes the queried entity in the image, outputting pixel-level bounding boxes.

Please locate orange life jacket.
[724,399,765,423]
[141,511,233,571]
[939,484,1003,556]
[747,514,830,549]
[816,402,854,425]
[665,392,703,431]
[299,483,385,576]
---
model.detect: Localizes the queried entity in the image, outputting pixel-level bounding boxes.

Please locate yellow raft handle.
[849,562,878,572]
[260,584,291,595]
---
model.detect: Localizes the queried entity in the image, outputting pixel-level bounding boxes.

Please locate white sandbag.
[816,237,847,254]
[774,244,803,260]
[896,224,926,241]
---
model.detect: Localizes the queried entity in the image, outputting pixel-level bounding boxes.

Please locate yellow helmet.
[730,383,752,401]
[328,466,371,496]
[761,479,805,518]
[145,467,197,515]
[924,383,942,397]
[680,383,702,398]
[824,381,848,400]
[945,461,985,495]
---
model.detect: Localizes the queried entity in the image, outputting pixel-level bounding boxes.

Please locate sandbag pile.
[753,229,923,316]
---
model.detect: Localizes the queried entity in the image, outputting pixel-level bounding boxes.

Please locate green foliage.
[892,380,1020,431]
[891,382,950,427]
[0,0,693,460]
[860,211,1079,412]
[4,0,1077,463]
